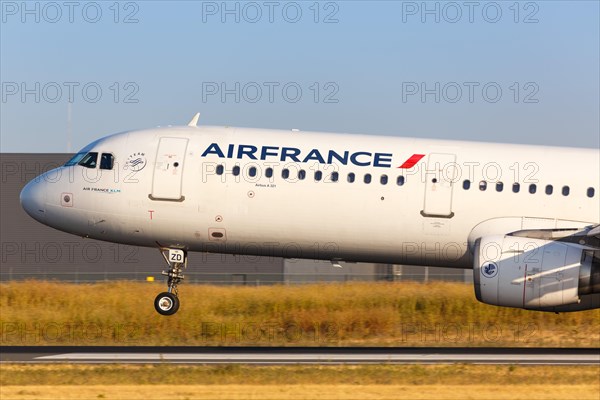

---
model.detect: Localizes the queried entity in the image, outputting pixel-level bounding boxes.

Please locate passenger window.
[545,185,553,195]
[587,187,596,198]
[380,175,388,185]
[479,181,487,191]
[314,171,323,181]
[529,184,537,194]
[364,174,372,184]
[232,166,240,176]
[331,171,339,182]
[463,180,470,190]
[347,173,355,183]
[282,169,290,179]
[512,183,520,193]
[496,182,503,192]
[78,152,98,169]
[216,165,224,175]
[100,153,114,170]
[397,176,405,186]
[298,170,306,180]
[265,167,273,178]
[248,166,257,177]
[562,186,570,196]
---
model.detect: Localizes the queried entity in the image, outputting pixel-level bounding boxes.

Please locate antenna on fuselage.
[187,112,200,127]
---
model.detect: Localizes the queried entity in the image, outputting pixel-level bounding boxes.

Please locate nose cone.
[20,179,47,224]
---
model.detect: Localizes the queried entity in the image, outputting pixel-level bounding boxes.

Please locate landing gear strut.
[154,248,187,316]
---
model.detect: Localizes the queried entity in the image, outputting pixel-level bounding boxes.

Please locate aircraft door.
[421,153,456,218]
[150,137,189,201]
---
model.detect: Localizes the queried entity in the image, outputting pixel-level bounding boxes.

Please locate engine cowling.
[474,235,600,311]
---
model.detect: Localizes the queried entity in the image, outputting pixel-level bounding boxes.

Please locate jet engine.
[474,235,600,311]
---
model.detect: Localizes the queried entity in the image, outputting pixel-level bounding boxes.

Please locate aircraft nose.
[20,178,47,223]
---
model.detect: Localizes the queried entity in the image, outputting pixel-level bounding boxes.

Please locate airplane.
[19,113,599,315]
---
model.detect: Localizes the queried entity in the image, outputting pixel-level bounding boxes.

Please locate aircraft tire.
[154,292,180,315]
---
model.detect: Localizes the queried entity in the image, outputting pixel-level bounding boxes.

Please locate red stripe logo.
[398,154,425,169]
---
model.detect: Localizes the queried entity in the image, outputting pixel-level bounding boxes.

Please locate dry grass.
[1,280,598,346]
[1,364,598,386]
[1,384,599,400]
[1,364,598,399]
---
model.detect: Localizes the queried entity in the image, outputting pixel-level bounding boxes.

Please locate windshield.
[64,152,87,166]
[63,138,105,167]
[78,152,98,168]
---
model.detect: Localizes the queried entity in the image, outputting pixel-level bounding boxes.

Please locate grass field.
[1,280,598,347]
[2,384,598,400]
[1,364,599,400]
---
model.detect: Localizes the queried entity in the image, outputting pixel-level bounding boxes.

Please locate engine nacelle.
[474,235,600,311]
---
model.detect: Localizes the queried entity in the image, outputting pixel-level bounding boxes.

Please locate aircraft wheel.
[154,292,180,316]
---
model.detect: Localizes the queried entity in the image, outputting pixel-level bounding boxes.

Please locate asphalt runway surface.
[1,346,598,365]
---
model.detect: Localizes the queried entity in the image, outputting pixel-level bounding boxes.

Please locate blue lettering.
[327,150,349,165]
[201,144,398,168]
[373,153,393,168]
[350,151,372,167]
[201,143,225,158]
[302,149,325,164]
[237,144,258,160]
[281,147,301,162]
[260,146,279,160]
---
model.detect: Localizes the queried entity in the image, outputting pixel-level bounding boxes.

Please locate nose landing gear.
[154,248,187,316]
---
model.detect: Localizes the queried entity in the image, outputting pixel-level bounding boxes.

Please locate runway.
[1,346,598,365]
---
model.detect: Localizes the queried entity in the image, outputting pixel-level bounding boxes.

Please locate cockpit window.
[78,152,98,168]
[100,153,114,170]
[64,152,87,166]
[64,139,102,166]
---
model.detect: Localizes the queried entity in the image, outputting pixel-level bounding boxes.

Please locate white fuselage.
[20,126,600,269]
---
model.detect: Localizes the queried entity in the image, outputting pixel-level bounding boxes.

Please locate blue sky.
[1,1,598,152]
